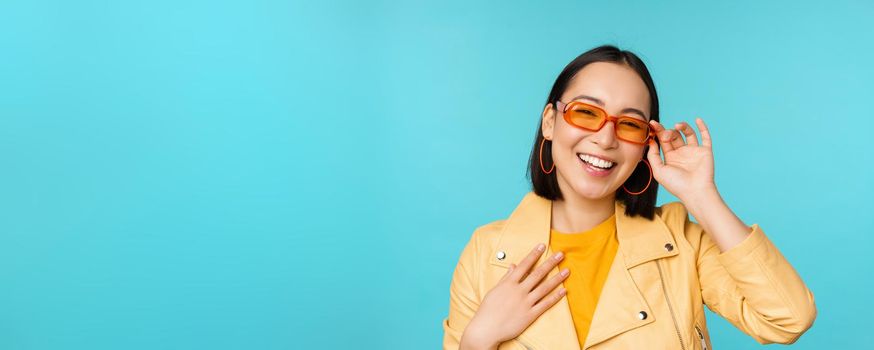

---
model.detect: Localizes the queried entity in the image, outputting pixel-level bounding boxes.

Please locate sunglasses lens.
[566,104,606,130]
[616,118,650,143]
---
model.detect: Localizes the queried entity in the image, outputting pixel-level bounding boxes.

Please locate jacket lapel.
[582,200,679,348]
[488,192,679,350]
[488,192,579,350]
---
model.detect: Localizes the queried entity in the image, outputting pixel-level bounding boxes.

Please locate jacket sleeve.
[671,203,817,344]
[442,231,482,350]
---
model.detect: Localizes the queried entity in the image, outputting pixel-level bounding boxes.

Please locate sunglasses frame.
[555,100,655,145]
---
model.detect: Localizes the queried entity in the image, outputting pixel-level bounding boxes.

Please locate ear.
[541,102,556,140]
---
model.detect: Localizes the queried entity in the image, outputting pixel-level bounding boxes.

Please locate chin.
[569,181,617,201]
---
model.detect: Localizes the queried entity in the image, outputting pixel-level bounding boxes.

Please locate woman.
[442,45,816,350]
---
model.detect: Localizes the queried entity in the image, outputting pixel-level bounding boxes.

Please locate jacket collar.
[488,192,678,350]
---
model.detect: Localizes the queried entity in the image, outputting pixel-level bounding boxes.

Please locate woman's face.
[541,61,652,201]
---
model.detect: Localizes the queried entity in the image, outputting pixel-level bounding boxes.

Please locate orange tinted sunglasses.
[556,100,655,145]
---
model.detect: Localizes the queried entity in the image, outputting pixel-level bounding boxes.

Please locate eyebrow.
[569,94,648,120]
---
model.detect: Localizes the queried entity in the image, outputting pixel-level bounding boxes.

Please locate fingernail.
[559,288,567,295]
[554,252,564,260]
[537,243,545,251]
[561,268,569,276]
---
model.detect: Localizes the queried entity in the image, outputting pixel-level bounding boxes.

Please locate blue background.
[1,0,871,348]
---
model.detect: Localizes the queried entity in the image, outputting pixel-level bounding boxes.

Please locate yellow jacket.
[443,192,816,349]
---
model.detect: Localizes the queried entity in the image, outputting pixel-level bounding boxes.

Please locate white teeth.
[578,154,615,169]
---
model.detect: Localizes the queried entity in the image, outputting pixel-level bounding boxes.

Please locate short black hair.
[527,45,660,219]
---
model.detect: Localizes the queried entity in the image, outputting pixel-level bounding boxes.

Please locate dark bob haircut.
[527,45,660,219]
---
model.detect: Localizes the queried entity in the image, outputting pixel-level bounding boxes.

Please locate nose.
[590,120,619,149]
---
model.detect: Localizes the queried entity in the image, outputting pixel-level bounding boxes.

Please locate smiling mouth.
[577,153,617,170]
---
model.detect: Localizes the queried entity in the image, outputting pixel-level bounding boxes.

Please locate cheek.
[617,146,647,174]
[550,126,585,154]
[623,144,647,161]
[551,139,576,166]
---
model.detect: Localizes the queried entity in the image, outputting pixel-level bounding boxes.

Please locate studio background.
[1,0,871,349]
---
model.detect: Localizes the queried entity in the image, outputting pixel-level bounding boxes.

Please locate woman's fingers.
[649,120,675,153]
[654,120,709,150]
[646,140,665,172]
[509,243,546,282]
[696,118,712,148]
[530,285,567,316]
[499,263,516,283]
[677,121,699,146]
[648,120,667,148]
[520,251,564,291]
[529,267,569,304]
[668,125,685,149]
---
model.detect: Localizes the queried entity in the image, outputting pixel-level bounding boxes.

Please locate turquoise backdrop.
[1,0,871,348]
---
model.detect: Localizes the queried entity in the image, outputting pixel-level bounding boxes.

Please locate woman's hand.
[647,117,753,252]
[460,243,570,350]
[646,118,717,202]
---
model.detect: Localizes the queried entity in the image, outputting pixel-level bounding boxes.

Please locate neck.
[551,192,616,234]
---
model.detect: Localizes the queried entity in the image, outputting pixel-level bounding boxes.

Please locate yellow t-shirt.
[549,214,619,347]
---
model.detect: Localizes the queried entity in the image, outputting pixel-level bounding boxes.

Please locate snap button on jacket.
[442,192,816,350]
